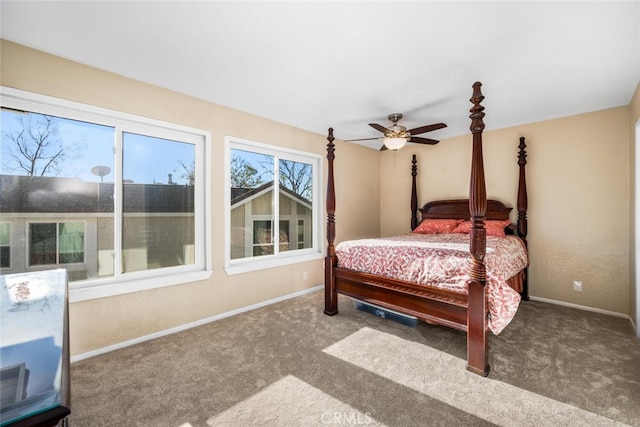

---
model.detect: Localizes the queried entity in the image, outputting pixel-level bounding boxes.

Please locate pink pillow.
[413,219,462,234]
[452,220,511,237]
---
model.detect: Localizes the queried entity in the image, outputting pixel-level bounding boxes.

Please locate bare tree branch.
[2,113,82,177]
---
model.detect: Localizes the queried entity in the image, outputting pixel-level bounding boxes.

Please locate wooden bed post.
[324,128,339,316]
[517,136,529,300]
[411,154,419,230]
[467,82,490,376]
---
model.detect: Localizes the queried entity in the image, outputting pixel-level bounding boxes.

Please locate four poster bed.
[323,82,529,376]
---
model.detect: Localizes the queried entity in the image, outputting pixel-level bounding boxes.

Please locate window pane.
[230,149,274,260]
[122,132,195,273]
[58,222,84,264]
[297,219,304,250]
[0,223,10,245]
[252,220,273,256]
[0,247,9,268]
[279,220,290,252]
[1,110,114,280]
[0,223,9,269]
[279,159,313,251]
[226,139,321,273]
[29,223,57,265]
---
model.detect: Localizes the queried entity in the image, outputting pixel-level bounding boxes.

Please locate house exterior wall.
[1,213,194,280]
[1,174,196,281]
[230,190,313,259]
[0,215,99,279]
[230,207,246,260]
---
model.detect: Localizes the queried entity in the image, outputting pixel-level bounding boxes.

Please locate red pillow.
[452,220,472,234]
[413,219,462,234]
[452,220,511,237]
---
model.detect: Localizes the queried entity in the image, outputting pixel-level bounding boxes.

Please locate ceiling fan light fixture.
[356,113,446,150]
[384,136,408,151]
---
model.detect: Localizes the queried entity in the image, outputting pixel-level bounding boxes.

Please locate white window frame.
[0,87,213,302]
[224,136,323,275]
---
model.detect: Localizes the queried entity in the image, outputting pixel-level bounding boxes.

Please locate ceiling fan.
[347,113,447,151]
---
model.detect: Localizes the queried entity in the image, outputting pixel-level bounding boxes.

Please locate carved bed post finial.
[411,154,418,230]
[467,81,489,376]
[324,128,338,316]
[470,81,486,135]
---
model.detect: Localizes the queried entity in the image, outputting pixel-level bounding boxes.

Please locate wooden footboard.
[334,268,468,330]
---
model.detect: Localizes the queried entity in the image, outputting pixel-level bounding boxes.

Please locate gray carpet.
[68,291,640,426]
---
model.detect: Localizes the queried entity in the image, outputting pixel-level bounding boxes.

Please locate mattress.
[335,233,529,334]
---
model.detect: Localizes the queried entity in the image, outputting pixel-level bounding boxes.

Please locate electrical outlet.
[573,280,583,292]
[303,272,308,281]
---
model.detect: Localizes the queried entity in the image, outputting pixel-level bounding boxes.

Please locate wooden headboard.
[419,199,515,233]
[420,199,512,221]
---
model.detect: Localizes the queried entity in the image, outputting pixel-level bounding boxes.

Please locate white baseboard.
[528,295,634,325]
[71,285,323,363]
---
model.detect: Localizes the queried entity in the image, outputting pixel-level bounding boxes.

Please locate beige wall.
[629,81,640,330]
[380,105,632,316]
[0,40,380,356]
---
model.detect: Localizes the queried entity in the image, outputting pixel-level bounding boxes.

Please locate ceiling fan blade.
[379,145,388,151]
[345,137,382,142]
[409,136,440,145]
[369,123,390,134]
[407,123,447,135]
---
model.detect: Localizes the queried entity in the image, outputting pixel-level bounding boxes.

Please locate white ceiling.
[1,1,639,150]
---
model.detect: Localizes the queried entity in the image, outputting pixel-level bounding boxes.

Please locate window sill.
[69,269,213,303]
[225,252,323,275]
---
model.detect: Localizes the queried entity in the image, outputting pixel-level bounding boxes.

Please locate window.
[121,132,197,273]
[252,220,274,256]
[0,223,10,268]
[29,222,85,265]
[225,137,322,274]
[0,87,212,301]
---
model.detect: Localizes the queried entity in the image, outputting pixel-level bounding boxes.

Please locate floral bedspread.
[335,233,529,334]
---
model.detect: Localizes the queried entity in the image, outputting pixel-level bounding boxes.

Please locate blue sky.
[1,110,195,185]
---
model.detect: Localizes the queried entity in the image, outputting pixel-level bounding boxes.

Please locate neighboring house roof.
[231,182,311,208]
[0,175,194,213]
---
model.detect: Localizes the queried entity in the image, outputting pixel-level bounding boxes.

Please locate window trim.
[224,136,323,275]
[1,86,213,302]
